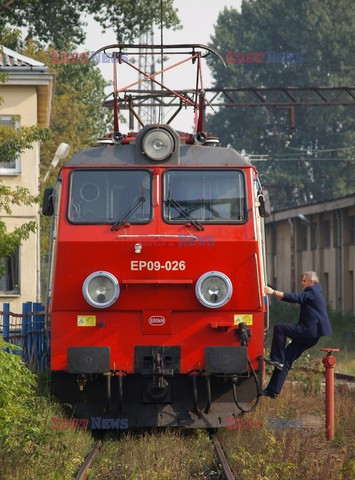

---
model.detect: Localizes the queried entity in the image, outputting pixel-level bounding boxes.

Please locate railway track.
[334,372,355,382]
[210,432,235,480]
[74,371,354,479]
[297,367,355,383]
[75,438,102,480]
[74,430,236,480]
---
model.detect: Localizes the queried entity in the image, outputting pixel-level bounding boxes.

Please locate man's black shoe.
[264,357,284,370]
[262,389,278,399]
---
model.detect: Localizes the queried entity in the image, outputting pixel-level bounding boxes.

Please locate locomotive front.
[43,45,269,428]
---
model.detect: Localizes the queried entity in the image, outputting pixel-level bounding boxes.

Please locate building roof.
[266,194,355,223]
[0,46,47,71]
[0,46,54,127]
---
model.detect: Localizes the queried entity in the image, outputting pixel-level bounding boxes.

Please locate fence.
[0,302,49,373]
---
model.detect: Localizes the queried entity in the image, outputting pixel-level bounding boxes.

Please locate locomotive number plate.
[131,260,186,271]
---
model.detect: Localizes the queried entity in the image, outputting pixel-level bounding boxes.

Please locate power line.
[286,146,355,153]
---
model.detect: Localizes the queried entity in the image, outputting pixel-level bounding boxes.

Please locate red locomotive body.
[43,45,269,428]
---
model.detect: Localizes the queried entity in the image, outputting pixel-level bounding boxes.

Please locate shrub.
[0,339,38,451]
[0,339,93,480]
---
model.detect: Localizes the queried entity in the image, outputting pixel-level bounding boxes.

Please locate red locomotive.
[43,45,269,428]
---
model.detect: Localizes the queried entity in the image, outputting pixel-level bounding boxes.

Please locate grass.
[0,398,94,480]
[85,377,354,479]
[89,429,217,480]
[218,380,355,480]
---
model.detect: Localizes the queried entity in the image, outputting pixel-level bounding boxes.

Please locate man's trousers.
[266,323,320,394]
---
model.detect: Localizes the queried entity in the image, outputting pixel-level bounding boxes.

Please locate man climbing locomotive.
[263,271,332,398]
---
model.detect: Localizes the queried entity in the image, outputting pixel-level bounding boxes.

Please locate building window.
[271,224,277,255]
[350,216,355,244]
[0,115,21,175]
[323,272,329,304]
[311,222,318,250]
[0,247,20,294]
[297,222,308,251]
[322,220,331,248]
[349,271,354,314]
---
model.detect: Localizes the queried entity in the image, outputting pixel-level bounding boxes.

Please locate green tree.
[19,41,111,296]
[23,41,109,180]
[207,0,355,208]
[0,0,181,49]
[0,33,107,281]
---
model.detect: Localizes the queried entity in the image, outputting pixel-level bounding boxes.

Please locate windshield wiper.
[111,194,145,231]
[166,195,204,231]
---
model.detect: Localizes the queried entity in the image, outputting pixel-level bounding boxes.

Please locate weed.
[89,429,216,480]
[221,382,354,480]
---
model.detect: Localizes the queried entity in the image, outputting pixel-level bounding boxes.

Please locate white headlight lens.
[195,271,232,308]
[142,128,174,161]
[83,271,119,308]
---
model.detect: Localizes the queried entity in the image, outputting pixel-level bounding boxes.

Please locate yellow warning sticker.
[234,314,253,326]
[77,315,96,327]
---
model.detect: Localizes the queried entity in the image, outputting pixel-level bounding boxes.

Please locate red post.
[320,348,340,441]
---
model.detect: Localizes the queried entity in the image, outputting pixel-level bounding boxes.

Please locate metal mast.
[137,28,157,127]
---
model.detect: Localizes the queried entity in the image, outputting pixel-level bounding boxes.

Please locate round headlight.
[141,128,175,161]
[82,271,119,308]
[195,271,233,308]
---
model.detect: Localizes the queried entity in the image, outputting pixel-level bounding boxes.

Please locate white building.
[0,46,54,309]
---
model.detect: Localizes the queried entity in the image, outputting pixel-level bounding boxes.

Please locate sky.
[82,1,241,132]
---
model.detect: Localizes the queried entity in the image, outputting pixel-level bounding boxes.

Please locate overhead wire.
[286,146,355,153]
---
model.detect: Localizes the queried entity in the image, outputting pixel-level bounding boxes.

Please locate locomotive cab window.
[68,169,152,224]
[163,169,246,223]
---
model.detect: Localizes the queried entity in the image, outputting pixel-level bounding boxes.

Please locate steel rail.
[75,439,102,480]
[298,366,355,382]
[210,433,235,480]
[335,372,355,382]
[295,367,355,382]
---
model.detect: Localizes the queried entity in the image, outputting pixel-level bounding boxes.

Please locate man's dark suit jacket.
[282,283,333,338]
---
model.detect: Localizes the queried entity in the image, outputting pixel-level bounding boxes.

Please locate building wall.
[265,198,355,315]
[0,85,40,311]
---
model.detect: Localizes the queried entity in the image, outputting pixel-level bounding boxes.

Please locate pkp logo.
[148,316,166,326]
